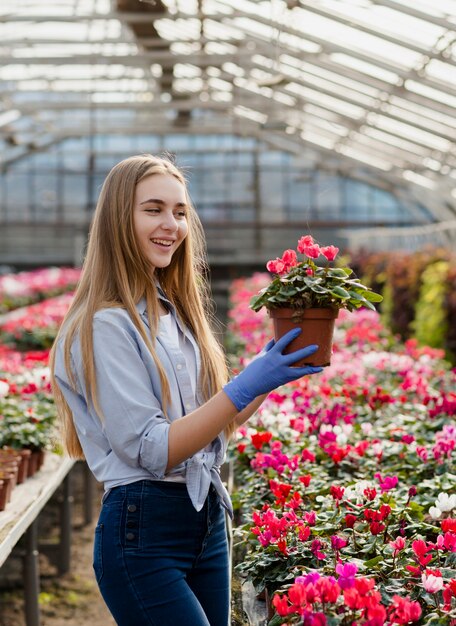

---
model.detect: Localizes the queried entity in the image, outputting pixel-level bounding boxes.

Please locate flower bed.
[0,293,73,350]
[229,276,456,625]
[0,267,81,313]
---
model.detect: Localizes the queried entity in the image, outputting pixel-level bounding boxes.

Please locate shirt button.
[127,504,137,513]
[176,364,183,370]
[185,403,192,411]
[126,533,135,541]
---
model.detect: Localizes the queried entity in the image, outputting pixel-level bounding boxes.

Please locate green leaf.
[330,286,351,298]
[267,614,283,626]
[363,555,383,567]
[348,291,366,301]
[363,290,384,302]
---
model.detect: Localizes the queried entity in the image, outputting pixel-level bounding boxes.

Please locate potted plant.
[249,235,383,366]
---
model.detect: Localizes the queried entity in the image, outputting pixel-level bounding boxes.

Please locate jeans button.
[126,520,135,528]
[127,504,137,512]
[126,532,135,541]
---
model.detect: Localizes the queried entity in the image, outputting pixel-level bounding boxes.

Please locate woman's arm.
[167,329,322,471]
[167,392,269,470]
[167,391,237,470]
[234,393,268,426]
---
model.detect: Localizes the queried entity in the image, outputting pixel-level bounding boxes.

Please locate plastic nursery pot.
[268,307,339,367]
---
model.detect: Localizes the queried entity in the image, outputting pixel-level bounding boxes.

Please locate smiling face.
[133,173,189,273]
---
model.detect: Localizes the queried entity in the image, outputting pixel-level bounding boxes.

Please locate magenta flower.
[374,472,398,492]
[331,535,348,550]
[335,562,357,589]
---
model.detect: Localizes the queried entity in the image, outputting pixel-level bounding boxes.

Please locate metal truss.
[0,0,455,221]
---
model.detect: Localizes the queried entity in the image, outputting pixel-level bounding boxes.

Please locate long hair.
[49,154,232,459]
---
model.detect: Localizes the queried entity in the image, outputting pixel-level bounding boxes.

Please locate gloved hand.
[223,328,323,411]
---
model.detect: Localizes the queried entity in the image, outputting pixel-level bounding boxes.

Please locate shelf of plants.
[0,268,80,626]
[228,272,456,625]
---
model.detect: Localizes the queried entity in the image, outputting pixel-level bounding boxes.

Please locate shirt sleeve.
[75,317,170,478]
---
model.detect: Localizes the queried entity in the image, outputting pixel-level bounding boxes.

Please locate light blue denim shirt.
[54,289,232,517]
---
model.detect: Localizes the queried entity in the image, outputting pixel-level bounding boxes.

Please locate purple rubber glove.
[223,327,323,411]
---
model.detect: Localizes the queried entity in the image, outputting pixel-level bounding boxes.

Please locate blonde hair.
[50,153,232,459]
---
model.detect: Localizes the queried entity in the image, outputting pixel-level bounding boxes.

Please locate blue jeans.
[93,480,230,626]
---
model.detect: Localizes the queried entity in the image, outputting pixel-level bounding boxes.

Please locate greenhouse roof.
[1,0,456,226]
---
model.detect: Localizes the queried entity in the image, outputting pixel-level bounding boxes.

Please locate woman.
[50,154,322,626]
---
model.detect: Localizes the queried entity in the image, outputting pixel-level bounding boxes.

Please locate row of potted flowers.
[0,271,78,511]
[0,293,74,351]
[0,342,56,510]
[228,262,455,624]
[0,267,81,314]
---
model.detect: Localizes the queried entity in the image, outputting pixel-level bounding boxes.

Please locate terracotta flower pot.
[268,307,339,367]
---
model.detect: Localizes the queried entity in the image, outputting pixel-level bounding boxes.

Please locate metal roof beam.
[371,0,456,31]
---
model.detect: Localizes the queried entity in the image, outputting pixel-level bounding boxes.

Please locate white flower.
[0,380,9,397]
[422,573,444,593]
[429,506,442,519]
[435,492,456,513]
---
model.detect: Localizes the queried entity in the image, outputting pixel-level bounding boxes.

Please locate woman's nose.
[162,211,178,231]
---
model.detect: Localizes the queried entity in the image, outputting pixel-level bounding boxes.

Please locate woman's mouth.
[151,238,174,248]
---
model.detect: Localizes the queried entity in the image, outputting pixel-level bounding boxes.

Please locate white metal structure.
[0,0,455,244]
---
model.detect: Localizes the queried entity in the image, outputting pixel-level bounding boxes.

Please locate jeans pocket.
[93,523,104,584]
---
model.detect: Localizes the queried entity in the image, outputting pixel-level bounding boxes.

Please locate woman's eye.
[176,210,187,218]
[145,208,160,213]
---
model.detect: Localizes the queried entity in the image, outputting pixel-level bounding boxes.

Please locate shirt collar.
[136,284,172,316]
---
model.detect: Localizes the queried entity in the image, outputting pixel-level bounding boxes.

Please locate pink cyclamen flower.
[336,562,357,589]
[320,245,339,261]
[374,473,398,492]
[390,537,406,556]
[331,535,348,550]
[302,243,321,259]
[422,572,444,593]
[266,258,286,275]
[281,249,298,271]
[297,235,314,253]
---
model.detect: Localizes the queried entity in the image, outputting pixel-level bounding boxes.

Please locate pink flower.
[336,562,357,589]
[422,572,444,593]
[266,258,286,275]
[297,235,314,253]
[331,535,348,550]
[374,473,398,492]
[320,245,339,261]
[281,249,298,271]
[390,536,406,556]
[302,244,321,259]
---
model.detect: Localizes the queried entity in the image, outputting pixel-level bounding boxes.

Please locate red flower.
[330,485,345,501]
[345,514,357,528]
[412,539,433,567]
[272,593,290,616]
[388,595,422,624]
[364,487,377,501]
[442,518,456,533]
[250,431,272,450]
[370,522,386,535]
[299,474,312,487]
